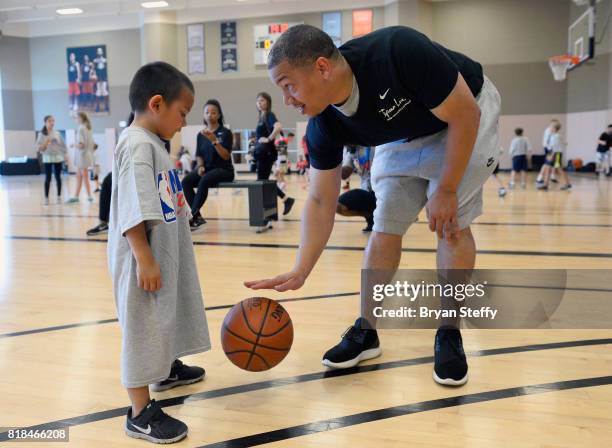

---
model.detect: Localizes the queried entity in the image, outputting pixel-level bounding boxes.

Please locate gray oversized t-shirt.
[108,126,210,388]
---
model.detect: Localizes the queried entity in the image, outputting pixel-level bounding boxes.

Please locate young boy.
[509,127,531,188]
[538,121,571,190]
[108,62,211,444]
[596,124,612,176]
[536,119,559,184]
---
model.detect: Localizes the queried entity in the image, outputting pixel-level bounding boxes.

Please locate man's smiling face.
[269,59,333,118]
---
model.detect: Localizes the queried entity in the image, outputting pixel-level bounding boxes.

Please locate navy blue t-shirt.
[306,26,484,170]
[195,126,234,171]
[597,132,612,153]
[256,112,278,140]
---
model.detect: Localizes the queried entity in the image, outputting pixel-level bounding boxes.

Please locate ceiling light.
[141,1,169,8]
[56,8,83,15]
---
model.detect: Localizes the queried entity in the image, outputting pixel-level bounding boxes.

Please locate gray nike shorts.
[370,76,501,236]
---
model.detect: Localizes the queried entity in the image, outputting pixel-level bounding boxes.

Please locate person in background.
[182,99,235,231]
[36,115,67,205]
[336,146,376,232]
[509,127,531,189]
[254,92,295,215]
[66,112,95,203]
[595,124,612,176]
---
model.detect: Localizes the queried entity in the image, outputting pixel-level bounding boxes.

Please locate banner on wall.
[222,48,238,72]
[187,24,206,74]
[352,9,373,37]
[221,22,237,46]
[66,45,109,114]
[221,21,238,72]
[322,12,342,47]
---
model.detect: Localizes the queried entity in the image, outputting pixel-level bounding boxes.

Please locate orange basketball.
[221,297,293,371]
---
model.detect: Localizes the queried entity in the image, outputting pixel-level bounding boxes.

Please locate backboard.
[567,0,599,70]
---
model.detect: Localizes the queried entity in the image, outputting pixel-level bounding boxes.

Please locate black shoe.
[125,399,188,444]
[151,359,205,392]
[86,222,108,236]
[551,178,558,183]
[189,215,206,231]
[282,197,295,215]
[536,184,548,190]
[362,215,374,232]
[560,184,572,191]
[433,326,468,386]
[322,317,381,369]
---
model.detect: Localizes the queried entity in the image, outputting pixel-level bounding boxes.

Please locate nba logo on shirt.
[167,169,187,215]
[157,171,176,223]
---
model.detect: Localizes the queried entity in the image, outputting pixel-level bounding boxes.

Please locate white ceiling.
[0,0,391,37]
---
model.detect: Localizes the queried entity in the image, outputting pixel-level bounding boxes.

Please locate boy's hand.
[137,257,162,292]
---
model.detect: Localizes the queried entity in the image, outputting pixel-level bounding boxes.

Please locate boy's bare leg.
[128,386,151,416]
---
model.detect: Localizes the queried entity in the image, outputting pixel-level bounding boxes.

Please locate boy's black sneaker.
[86,222,108,236]
[125,400,188,444]
[433,326,468,386]
[151,359,205,392]
[322,317,381,369]
[283,197,295,215]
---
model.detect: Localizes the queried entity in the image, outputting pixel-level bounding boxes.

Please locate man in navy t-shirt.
[245,25,502,386]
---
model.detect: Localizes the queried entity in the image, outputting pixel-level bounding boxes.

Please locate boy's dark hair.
[267,24,340,69]
[515,128,523,136]
[203,99,225,127]
[129,62,194,112]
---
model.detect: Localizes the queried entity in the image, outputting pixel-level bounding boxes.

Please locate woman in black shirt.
[255,92,295,215]
[182,99,234,230]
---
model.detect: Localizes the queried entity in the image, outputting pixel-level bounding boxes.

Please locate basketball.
[221,297,294,371]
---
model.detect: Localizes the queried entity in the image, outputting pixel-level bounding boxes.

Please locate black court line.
[6,235,612,258]
[0,337,611,443]
[198,375,612,448]
[0,292,358,339]
[10,213,612,228]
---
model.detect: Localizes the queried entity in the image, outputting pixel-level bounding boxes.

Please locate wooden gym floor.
[0,171,611,447]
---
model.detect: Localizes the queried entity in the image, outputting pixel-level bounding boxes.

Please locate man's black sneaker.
[363,215,374,232]
[125,399,188,444]
[86,222,108,236]
[189,215,206,231]
[151,359,205,392]
[433,326,468,386]
[283,197,295,215]
[322,317,381,369]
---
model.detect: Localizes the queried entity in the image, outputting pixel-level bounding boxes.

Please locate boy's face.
[153,87,194,140]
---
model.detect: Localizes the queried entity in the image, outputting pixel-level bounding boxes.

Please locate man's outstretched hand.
[244,269,307,292]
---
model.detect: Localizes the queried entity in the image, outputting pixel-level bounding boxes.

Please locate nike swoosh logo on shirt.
[132,423,152,435]
[379,88,390,100]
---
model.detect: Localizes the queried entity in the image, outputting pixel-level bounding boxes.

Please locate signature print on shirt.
[377,88,412,122]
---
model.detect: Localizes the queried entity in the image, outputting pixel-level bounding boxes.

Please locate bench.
[216,180,278,231]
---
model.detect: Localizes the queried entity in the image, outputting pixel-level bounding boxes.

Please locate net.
[548,55,580,81]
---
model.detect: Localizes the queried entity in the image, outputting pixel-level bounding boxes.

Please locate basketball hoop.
[549,55,580,81]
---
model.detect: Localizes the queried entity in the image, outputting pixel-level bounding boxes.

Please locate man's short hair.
[267,24,340,69]
[129,61,194,112]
